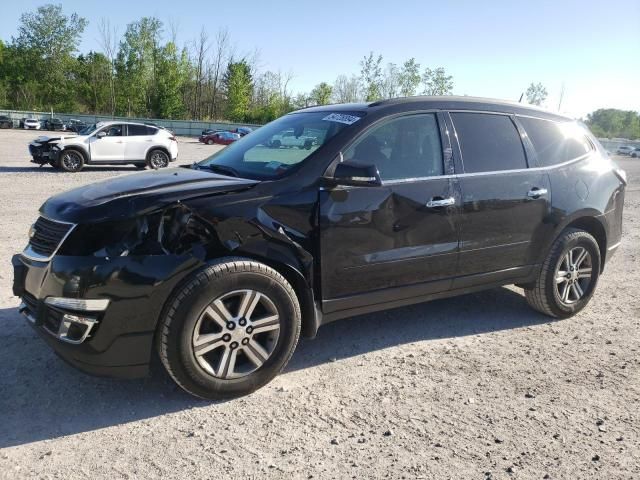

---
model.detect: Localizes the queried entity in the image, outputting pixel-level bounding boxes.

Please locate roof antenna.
[518,93,524,103]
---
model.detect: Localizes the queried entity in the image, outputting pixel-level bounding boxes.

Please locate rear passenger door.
[125,124,156,160]
[448,112,551,285]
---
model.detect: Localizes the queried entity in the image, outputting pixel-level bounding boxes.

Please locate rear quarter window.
[517,116,593,167]
[450,112,528,173]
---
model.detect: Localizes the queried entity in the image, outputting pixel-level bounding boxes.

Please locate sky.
[1,0,639,118]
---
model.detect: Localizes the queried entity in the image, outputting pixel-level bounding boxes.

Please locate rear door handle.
[426,197,456,208]
[527,187,548,198]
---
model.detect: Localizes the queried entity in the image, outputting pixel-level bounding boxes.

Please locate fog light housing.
[46,312,99,344]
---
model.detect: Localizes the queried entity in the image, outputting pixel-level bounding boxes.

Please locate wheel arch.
[237,252,320,339]
[146,145,171,160]
[549,213,608,271]
[60,144,89,162]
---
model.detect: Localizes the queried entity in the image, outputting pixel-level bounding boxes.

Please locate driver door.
[89,124,126,162]
[319,112,460,314]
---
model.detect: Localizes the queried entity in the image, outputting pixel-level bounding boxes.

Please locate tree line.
[0,4,637,138]
[0,4,456,124]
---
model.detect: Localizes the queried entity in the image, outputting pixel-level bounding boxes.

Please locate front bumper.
[12,252,202,378]
[29,143,53,164]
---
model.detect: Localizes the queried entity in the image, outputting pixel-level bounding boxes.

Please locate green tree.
[360,52,383,101]
[223,59,253,121]
[115,17,163,116]
[13,3,87,110]
[422,67,453,95]
[585,109,640,139]
[398,58,421,97]
[525,82,548,106]
[154,42,185,118]
[310,82,333,105]
[75,52,111,113]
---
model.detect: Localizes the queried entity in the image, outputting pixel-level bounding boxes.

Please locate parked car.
[270,128,316,149]
[200,131,240,145]
[12,97,626,399]
[22,118,41,130]
[66,119,87,133]
[201,128,225,136]
[629,147,640,158]
[43,118,66,131]
[28,121,178,172]
[616,145,635,155]
[0,115,13,128]
[231,127,253,137]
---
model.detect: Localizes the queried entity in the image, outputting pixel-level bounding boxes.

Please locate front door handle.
[527,187,548,198]
[426,197,456,208]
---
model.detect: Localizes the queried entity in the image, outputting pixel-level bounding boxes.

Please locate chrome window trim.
[363,152,594,186]
[21,216,76,263]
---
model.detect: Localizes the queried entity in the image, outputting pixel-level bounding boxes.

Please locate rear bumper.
[12,252,202,379]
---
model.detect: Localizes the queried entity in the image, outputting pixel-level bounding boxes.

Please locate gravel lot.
[0,128,638,479]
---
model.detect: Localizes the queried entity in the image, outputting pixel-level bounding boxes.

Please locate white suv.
[31,121,179,172]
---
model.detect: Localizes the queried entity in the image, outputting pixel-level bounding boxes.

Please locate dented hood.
[41,167,258,223]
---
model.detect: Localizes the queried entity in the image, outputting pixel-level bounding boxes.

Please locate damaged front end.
[59,204,217,259]
[29,137,61,166]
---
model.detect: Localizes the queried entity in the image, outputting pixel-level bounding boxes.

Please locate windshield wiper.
[194,163,240,178]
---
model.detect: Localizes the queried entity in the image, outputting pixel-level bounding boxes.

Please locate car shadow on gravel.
[286,286,552,372]
[0,287,552,448]
[0,166,141,173]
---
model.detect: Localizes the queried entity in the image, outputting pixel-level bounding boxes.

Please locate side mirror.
[327,161,382,187]
[96,131,107,139]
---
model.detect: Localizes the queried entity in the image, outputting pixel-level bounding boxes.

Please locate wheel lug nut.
[246,326,253,334]
[241,338,249,345]
[239,318,247,326]
[226,322,235,330]
[222,333,231,342]
[230,341,239,349]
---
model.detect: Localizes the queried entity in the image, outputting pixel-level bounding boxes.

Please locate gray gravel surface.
[0,128,638,479]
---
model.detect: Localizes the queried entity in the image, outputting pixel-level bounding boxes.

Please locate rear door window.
[450,112,527,173]
[518,116,592,166]
[128,124,155,136]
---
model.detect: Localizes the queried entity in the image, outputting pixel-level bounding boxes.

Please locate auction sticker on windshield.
[322,113,361,125]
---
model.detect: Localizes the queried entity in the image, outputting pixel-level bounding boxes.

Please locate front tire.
[525,228,601,318]
[157,258,301,400]
[58,149,85,172]
[147,149,170,169]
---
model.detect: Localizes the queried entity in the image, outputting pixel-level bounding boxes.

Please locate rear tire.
[147,149,170,169]
[524,228,601,318]
[207,139,214,145]
[157,258,301,400]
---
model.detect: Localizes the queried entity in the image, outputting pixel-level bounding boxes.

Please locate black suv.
[12,97,626,399]
[43,118,66,131]
[0,115,13,128]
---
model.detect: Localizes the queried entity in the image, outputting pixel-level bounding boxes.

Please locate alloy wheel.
[192,289,281,379]
[62,151,82,171]
[150,151,169,169]
[554,246,593,304]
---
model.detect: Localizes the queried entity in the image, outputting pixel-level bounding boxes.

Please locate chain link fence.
[0,109,261,137]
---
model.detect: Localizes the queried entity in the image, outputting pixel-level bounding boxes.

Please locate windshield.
[79,123,97,135]
[198,111,363,180]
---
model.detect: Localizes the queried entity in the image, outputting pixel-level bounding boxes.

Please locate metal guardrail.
[0,109,261,137]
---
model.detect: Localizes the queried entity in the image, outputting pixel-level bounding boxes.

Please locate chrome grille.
[24,216,74,260]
